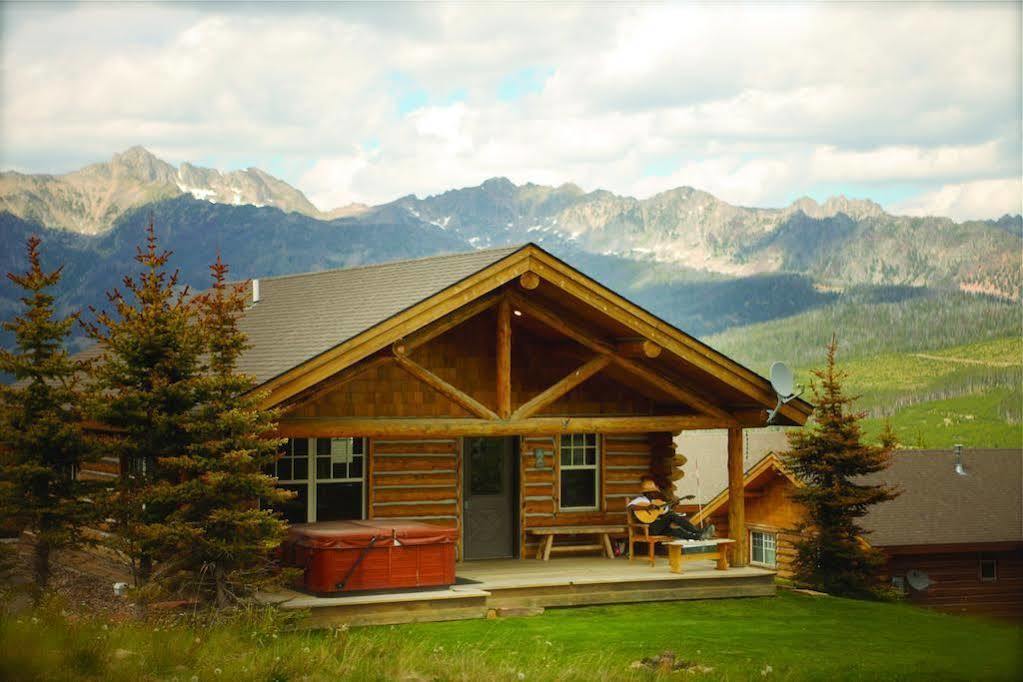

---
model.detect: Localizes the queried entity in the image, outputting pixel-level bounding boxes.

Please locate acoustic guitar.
[631,501,671,525]
[630,494,695,525]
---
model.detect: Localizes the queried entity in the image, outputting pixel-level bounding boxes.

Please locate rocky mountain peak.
[480,177,517,194]
[787,195,885,220]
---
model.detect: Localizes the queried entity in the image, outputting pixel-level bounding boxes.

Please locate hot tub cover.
[286,520,457,550]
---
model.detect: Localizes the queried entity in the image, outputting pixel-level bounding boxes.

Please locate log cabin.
[693,448,1023,619]
[79,243,812,567]
[235,243,812,565]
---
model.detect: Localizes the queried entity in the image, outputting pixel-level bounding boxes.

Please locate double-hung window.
[559,433,599,511]
[269,437,365,523]
[750,530,777,567]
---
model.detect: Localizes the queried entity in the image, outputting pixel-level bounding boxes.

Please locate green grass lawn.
[3,591,1021,681]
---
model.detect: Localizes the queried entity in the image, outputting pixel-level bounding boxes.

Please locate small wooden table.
[528,526,626,561]
[666,538,735,574]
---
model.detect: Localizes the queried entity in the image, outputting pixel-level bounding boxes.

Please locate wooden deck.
[266,556,776,627]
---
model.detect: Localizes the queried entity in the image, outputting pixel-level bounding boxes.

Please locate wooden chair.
[627,508,673,567]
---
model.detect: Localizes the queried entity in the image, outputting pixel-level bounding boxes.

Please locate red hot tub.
[282,520,457,594]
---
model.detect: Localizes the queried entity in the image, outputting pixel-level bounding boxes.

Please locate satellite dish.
[770,362,795,398]
[906,570,932,592]
[765,361,804,425]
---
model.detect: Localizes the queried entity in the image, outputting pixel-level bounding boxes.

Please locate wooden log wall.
[520,433,654,558]
[885,549,1023,620]
[648,432,685,488]
[368,437,461,555]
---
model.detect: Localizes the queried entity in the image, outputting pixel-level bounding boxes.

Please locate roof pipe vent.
[953,443,967,476]
[252,278,260,304]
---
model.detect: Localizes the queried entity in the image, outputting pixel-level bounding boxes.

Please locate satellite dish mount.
[765,361,804,425]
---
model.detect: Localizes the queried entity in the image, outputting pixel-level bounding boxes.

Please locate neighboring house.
[691,453,803,579]
[80,243,812,563]
[861,449,1023,620]
[692,448,1023,619]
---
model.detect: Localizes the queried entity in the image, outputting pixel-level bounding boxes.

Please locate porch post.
[497,298,512,418]
[727,427,748,567]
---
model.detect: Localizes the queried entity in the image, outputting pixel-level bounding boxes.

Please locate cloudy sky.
[1,2,1020,220]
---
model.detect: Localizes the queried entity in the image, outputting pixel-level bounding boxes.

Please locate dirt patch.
[2,536,135,620]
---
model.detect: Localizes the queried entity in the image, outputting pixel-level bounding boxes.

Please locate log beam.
[392,352,499,421]
[509,290,736,422]
[506,291,614,355]
[396,292,501,354]
[519,271,540,290]
[611,355,737,423]
[497,298,512,418]
[277,415,731,438]
[511,355,612,420]
[616,339,661,359]
[727,427,748,567]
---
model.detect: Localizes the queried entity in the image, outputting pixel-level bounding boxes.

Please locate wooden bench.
[665,538,735,574]
[528,526,626,561]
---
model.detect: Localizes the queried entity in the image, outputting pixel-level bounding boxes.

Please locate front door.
[463,437,517,559]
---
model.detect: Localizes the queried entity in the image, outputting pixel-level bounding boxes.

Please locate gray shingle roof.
[860,449,1022,547]
[235,245,524,384]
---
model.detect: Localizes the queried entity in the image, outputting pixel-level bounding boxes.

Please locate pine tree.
[84,219,204,603]
[782,336,900,597]
[0,237,95,604]
[150,255,292,606]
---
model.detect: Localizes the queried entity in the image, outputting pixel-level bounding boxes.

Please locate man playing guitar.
[628,475,715,540]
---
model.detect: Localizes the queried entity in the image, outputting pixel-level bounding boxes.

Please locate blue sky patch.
[497,67,553,102]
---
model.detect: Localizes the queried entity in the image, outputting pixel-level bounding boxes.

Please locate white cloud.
[0,2,1019,218]
[891,178,1023,222]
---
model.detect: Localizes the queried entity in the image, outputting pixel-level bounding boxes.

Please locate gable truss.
[281,282,754,436]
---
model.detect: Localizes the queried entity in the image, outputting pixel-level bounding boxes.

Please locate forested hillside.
[708,309,1022,448]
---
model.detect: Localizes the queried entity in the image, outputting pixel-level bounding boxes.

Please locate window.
[751,530,777,567]
[271,438,310,524]
[979,559,997,582]
[268,437,364,523]
[559,433,599,510]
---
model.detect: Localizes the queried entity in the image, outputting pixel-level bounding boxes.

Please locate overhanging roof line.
[251,243,811,424]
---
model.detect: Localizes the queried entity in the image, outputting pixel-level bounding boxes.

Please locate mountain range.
[0,147,1020,361]
[3,148,1019,302]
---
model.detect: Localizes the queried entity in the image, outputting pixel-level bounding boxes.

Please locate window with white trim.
[750,530,777,567]
[268,437,364,523]
[559,433,599,511]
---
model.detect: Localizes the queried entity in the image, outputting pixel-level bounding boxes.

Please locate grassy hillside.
[706,300,1021,448]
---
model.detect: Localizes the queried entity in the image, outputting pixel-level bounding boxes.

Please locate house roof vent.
[953,444,967,476]
[252,278,260,304]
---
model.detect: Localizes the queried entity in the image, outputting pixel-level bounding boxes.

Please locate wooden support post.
[497,298,512,419]
[727,427,748,567]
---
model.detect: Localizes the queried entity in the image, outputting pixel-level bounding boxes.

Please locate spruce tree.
[783,336,900,597]
[85,219,204,602]
[151,255,291,606]
[0,237,94,604]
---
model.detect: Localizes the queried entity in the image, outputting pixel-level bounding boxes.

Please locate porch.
[266,556,776,627]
